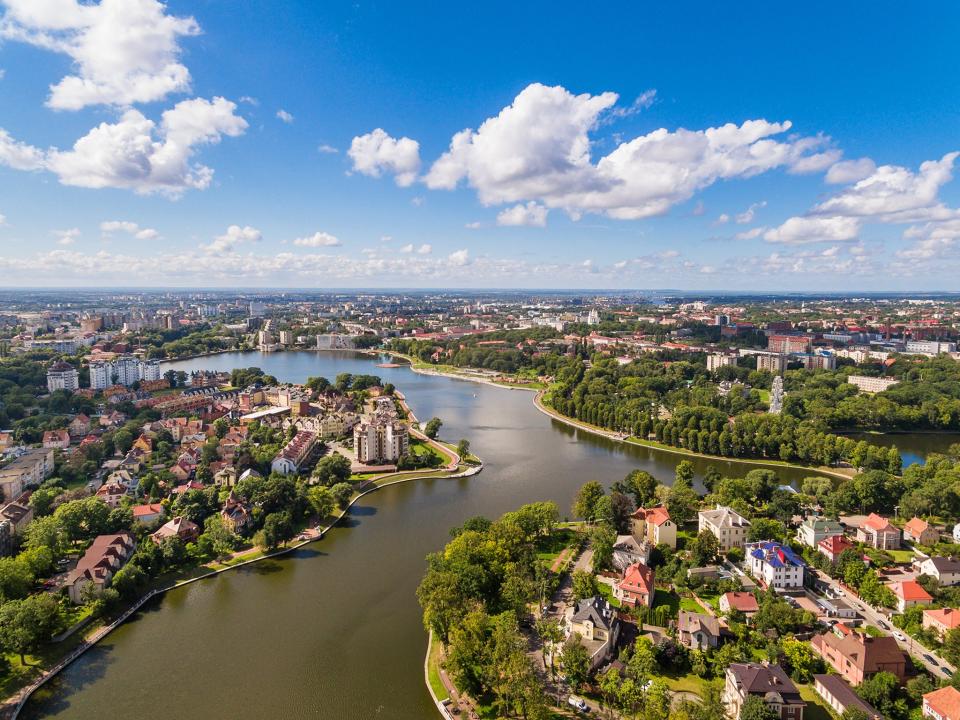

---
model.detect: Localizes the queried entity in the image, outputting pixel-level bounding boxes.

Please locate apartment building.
[46,361,79,392]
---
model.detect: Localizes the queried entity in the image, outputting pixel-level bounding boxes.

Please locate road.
[808,567,954,680]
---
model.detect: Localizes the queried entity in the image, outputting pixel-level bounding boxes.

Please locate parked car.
[894,631,906,642]
[568,696,588,712]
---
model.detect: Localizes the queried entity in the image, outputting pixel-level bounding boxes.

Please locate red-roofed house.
[818,534,854,563]
[63,533,135,603]
[631,505,677,549]
[68,414,91,437]
[42,429,71,450]
[151,516,199,545]
[904,517,939,546]
[887,580,933,613]
[615,562,655,608]
[811,625,907,685]
[923,607,960,640]
[720,591,760,616]
[132,503,165,525]
[857,513,901,550]
[923,686,960,720]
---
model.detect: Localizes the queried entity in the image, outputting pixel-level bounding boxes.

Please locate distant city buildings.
[847,375,899,394]
[707,353,737,372]
[353,397,409,464]
[46,361,79,392]
[89,356,161,390]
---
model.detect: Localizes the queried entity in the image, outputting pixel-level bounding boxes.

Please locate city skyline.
[1,2,959,289]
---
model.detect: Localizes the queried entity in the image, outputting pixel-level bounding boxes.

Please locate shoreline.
[3,459,482,719]
[531,390,856,482]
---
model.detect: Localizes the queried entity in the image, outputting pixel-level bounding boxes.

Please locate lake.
[20,350,900,719]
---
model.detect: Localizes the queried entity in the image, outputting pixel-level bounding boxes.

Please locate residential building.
[906,340,957,356]
[631,505,677,549]
[923,607,960,640]
[746,541,806,590]
[68,414,91,437]
[796,516,844,548]
[47,361,79,392]
[563,596,620,671]
[353,401,409,464]
[95,481,128,508]
[818,534,854,563]
[857,513,901,550]
[904,517,939,546]
[813,674,882,720]
[768,335,812,354]
[723,663,805,720]
[757,353,789,374]
[915,556,960,587]
[64,533,135,603]
[612,535,651,571]
[0,497,33,534]
[271,430,319,475]
[221,491,253,535]
[151,516,200,545]
[42,429,71,450]
[810,624,907,685]
[720,591,759,616]
[677,611,723,650]
[615,562,655,608]
[707,354,738,372]
[0,448,55,501]
[699,505,751,551]
[132,503,165,525]
[847,375,900,394]
[923,686,960,720]
[89,356,156,390]
[887,580,933,613]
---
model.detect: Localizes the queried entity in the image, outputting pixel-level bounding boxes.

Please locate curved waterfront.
[20,351,854,719]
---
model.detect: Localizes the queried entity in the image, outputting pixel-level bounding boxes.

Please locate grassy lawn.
[653,590,681,615]
[863,625,885,637]
[798,683,833,720]
[661,671,710,696]
[535,528,579,564]
[596,582,622,609]
[427,633,450,702]
[679,596,704,612]
[886,549,916,563]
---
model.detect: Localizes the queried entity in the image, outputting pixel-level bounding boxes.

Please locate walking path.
[2,459,482,719]
[532,390,855,481]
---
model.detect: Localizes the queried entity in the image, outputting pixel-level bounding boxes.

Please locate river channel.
[21,350,901,719]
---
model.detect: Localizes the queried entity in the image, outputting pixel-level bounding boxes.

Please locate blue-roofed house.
[746,541,806,590]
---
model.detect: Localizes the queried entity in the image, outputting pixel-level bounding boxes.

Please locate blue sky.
[0,1,958,290]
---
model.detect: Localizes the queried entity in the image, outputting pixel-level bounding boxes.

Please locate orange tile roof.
[904,517,930,536]
[887,580,933,602]
[924,607,960,630]
[924,686,960,720]
[619,562,655,595]
[863,513,895,532]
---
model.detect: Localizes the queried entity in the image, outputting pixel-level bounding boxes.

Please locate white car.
[568,696,588,712]
[894,631,906,642]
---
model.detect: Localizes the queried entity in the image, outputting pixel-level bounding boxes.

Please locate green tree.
[307,485,335,519]
[739,696,779,720]
[559,635,590,691]
[456,438,470,459]
[690,529,720,566]
[0,593,61,664]
[424,417,443,439]
[329,482,353,508]
[590,525,616,573]
[572,481,605,521]
[627,636,657,682]
[571,569,599,601]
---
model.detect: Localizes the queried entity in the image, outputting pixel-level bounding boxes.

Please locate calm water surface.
[21,351,876,719]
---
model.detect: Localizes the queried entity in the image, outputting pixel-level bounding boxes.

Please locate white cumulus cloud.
[763,216,860,244]
[826,158,877,185]
[100,220,160,240]
[448,249,469,266]
[0,97,248,196]
[348,128,421,187]
[54,227,80,245]
[422,83,834,220]
[276,109,294,124]
[204,224,262,253]
[0,0,200,110]
[496,201,548,227]
[293,231,341,247]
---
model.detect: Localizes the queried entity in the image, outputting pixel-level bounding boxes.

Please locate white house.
[747,541,806,590]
